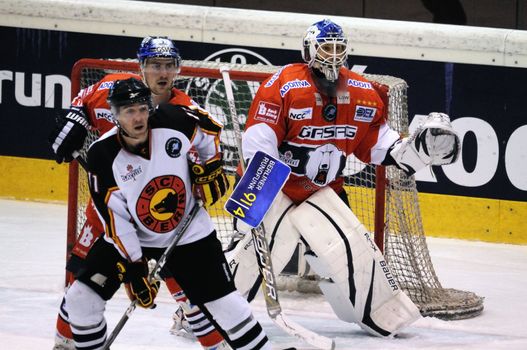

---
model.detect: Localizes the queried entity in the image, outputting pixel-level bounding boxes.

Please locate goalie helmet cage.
[67,58,483,320]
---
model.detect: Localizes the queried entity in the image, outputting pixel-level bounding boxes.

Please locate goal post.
[67,58,483,320]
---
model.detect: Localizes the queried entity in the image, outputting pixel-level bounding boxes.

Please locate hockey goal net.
[67,58,483,320]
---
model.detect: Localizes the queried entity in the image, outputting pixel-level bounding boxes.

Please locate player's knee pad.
[204,291,269,349]
[64,281,108,349]
[290,187,421,337]
[64,281,106,327]
[225,191,300,298]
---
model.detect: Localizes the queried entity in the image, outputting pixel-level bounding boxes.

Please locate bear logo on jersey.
[152,192,179,214]
[166,137,182,158]
[305,143,345,186]
[136,175,186,233]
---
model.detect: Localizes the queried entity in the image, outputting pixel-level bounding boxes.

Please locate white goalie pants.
[225,187,421,337]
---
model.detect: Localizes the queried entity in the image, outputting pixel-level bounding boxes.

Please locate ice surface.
[0,199,526,349]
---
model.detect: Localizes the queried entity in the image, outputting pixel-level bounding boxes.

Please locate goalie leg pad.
[225,191,300,299]
[304,253,357,324]
[290,187,421,337]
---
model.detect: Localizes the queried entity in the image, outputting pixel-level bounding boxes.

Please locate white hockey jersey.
[87,104,223,262]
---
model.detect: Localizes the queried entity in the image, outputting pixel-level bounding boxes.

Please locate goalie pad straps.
[290,187,421,337]
[389,112,460,175]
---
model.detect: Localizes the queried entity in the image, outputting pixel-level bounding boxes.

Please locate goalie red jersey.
[243,63,400,204]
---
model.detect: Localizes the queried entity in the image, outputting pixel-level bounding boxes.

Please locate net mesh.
[69,58,483,320]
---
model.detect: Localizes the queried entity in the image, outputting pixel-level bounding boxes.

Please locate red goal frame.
[66,58,387,264]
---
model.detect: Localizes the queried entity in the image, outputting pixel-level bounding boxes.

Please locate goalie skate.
[169,306,196,340]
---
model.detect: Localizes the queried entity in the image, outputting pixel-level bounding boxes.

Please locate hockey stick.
[220,66,335,350]
[102,201,202,350]
[72,150,88,170]
[72,143,202,348]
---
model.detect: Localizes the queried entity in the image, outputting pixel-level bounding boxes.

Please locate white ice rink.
[0,199,526,350]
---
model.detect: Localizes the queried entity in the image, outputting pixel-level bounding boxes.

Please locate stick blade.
[272,313,335,350]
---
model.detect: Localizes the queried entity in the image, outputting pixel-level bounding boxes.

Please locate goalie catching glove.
[49,107,90,164]
[388,112,460,175]
[189,156,229,206]
[117,258,160,308]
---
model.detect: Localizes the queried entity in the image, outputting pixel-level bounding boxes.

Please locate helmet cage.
[302,20,348,82]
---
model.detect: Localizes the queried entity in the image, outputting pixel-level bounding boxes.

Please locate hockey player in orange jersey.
[50,37,229,350]
[226,19,461,337]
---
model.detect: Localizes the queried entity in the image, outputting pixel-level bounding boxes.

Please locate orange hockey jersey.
[71,72,197,134]
[243,63,400,204]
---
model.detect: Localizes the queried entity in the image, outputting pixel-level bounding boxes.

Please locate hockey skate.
[170,305,196,339]
[224,230,245,252]
[52,333,75,350]
[207,340,231,350]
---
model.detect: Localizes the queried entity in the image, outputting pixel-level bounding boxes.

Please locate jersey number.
[88,172,99,193]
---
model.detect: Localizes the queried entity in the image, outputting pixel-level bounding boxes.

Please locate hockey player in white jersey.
[63,78,271,350]
[51,36,230,350]
[226,19,461,338]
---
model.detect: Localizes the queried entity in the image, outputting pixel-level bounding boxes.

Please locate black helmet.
[107,78,152,109]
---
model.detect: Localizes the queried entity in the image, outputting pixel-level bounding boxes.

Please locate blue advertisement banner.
[0,26,525,201]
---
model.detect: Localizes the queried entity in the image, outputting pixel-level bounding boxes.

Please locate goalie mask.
[302,19,348,83]
[137,36,182,72]
[107,78,153,127]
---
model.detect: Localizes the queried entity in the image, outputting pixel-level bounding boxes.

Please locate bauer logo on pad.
[225,151,291,228]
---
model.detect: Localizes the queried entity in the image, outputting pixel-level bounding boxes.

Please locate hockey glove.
[189,156,229,206]
[388,112,460,175]
[49,107,89,164]
[117,259,160,308]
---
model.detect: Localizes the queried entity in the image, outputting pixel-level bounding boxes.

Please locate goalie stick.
[220,66,335,350]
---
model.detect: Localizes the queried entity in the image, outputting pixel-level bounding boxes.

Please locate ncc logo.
[94,108,113,122]
[288,107,312,120]
[354,106,376,122]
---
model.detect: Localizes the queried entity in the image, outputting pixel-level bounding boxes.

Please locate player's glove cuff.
[117,259,160,308]
[190,156,229,206]
[49,107,90,164]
